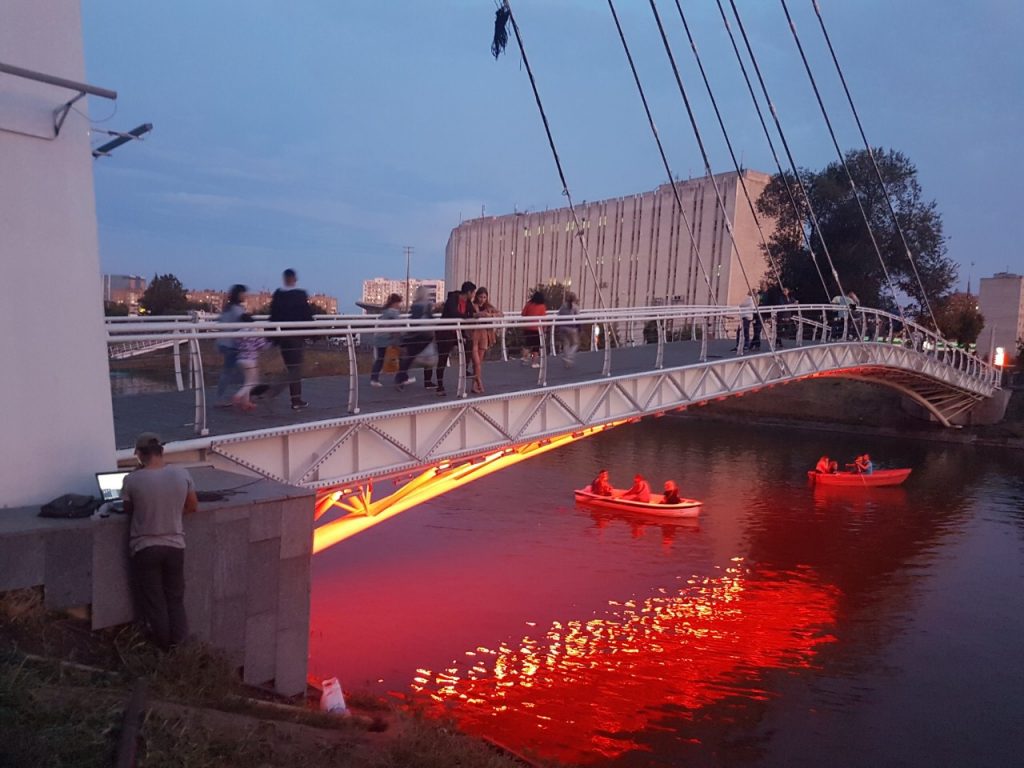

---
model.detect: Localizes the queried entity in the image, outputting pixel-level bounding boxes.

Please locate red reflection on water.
[407,562,838,764]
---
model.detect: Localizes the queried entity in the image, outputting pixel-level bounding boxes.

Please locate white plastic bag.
[415,341,438,369]
[320,677,348,714]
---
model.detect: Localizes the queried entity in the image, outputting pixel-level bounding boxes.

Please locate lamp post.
[403,245,414,309]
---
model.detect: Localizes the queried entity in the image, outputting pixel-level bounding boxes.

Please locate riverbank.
[682,379,1024,449]
[0,588,530,768]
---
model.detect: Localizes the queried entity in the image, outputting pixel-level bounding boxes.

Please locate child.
[233,315,270,410]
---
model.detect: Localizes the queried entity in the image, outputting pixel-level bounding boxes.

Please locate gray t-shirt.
[121,465,194,554]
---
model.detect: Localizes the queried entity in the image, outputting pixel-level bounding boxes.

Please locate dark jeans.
[737,318,751,350]
[278,338,304,401]
[397,338,432,384]
[131,545,186,650]
[435,334,458,390]
[370,346,388,381]
[216,347,241,401]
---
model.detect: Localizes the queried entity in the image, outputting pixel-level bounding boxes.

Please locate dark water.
[310,419,1024,767]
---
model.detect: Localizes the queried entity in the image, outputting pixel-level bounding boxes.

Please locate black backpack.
[39,493,102,519]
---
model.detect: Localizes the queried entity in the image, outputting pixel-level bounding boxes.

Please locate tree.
[103,301,129,317]
[139,273,189,315]
[934,292,984,345]
[309,301,328,316]
[757,148,957,319]
[534,282,568,310]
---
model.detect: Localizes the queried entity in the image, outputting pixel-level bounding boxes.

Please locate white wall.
[0,0,116,506]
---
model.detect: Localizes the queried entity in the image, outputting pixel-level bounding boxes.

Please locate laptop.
[96,470,131,510]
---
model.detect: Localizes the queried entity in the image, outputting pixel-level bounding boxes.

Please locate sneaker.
[369,380,383,388]
[423,380,436,389]
[405,377,417,385]
[291,400,309,411]
[530,362,541,369]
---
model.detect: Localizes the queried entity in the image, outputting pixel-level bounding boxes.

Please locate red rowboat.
[806,468,912,487]
[574,488,702,518]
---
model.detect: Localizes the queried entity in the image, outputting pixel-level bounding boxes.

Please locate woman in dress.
[471,287,502,394]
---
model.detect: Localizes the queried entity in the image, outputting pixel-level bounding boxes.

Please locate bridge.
[107,303,1001,550]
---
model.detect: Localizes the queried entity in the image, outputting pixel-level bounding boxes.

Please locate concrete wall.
[976,274,1024,363]
[0,1,116,506]
[0,467,315,696]
[444,171,772,316]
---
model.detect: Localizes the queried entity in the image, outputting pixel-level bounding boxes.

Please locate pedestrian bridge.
[107,304,1000,550]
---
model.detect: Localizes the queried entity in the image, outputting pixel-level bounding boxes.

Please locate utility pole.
[403,246,414,309]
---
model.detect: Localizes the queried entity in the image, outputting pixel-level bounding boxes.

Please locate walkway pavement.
[111,339,778,449]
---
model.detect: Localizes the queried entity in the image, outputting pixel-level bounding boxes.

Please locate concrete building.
[445,171,775,315]
[976,272,1024,364]
[362,277,445,308]
[102,274,147,311]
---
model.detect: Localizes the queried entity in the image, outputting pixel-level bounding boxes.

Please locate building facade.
[445,171,775,314]
[102,274,147,311]
[976,272,1024,363]
[362,277,445,308]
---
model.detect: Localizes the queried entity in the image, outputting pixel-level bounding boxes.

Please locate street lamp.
[92,123,152,158]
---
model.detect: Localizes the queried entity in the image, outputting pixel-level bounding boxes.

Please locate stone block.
[246,540,279,616]
[211,595,246,668]
[91,522,133,630]
[183,515,216,640]
[243,612,277,686]
[279,498,314,559]
[274,625,309,696]
[249,500,282,542]
[213,518,248,600]
[276,555,310,631]
[0,533,44,592]
[44,528,93,609]
[213,504,249,524]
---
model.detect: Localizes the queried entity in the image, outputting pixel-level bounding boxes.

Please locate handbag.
[383,345,401,374]
[415,341,438,369]
[39,493,102,519]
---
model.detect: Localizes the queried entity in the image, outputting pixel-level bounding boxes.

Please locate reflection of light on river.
[408,560,838,764]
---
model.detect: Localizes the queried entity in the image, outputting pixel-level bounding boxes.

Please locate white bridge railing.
[105,303,1000,437]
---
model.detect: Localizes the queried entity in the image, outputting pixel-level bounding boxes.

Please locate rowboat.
[806,468,911,487]
[574,488,702,518]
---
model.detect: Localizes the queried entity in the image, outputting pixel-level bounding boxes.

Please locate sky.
[82,0,1023,310]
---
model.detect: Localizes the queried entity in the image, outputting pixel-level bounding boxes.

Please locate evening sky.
[83,1,1022,308]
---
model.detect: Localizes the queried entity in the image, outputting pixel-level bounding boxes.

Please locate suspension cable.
[809,0,941,333]
[671,0,784,294]
[725,0,854,314]
[713,0,832,304]
[645,0,781,352]
[605,0,718,306]
[778,0,909,330]
[499,1,611,315]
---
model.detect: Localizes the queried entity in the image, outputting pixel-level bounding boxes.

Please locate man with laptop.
[119,432,198,651]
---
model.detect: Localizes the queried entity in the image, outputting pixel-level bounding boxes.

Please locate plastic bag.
[382,345,401,374]
[415,341,438,369]
[320,677,348,714]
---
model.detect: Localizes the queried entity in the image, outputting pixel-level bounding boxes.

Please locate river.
[309,418,1024,767]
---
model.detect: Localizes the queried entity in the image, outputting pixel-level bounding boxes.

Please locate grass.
[0,589,532,768]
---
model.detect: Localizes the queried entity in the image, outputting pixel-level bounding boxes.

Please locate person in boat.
[590,470,614,497]
[815,455,838,474]
[661,480,682,505]
[854,453,874,475]
[621,474,651,503]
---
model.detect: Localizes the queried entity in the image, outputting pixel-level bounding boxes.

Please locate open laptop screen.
[96,471,130,501]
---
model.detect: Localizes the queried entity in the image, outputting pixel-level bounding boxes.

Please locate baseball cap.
[134,432,163,451]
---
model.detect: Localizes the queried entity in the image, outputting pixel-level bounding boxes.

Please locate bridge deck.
[111,339,745,449]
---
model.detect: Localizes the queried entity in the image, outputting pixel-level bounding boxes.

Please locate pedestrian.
[521,290,547,368]
[214,284,247,408]
[233,314,270,410]
[470,287,502,394]
[557,292,581,367]
[736,292,755,353]
[395,286,435,390]
[268,268,314,410]
[120,432,199,651]
[435,281,477,397]
[370,293,403,388]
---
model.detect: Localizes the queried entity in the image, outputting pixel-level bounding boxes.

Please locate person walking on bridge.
[370,293,403,388]
[269,269,314,410]
[557,292,581,367]
[396,286,436,390]
[121,432,198,651]
[214,284,247,408]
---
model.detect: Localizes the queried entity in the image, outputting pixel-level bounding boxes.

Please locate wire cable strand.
[725,0,856,319]
[777,0,908,330]
[606,0,718,306]
[645,0,781,352]
[809,0,941,332]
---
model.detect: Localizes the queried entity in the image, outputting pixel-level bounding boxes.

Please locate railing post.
[500,321,508,362]
[796,308,804,347]
[345,332,360,414]
[655,319,665,369]
[456,326,467,398]
[602,323,612,377]
[538,318,548,387]
[188,336,208,436]
[700,317,709,363]
[172,339,184,392]
[549,318,558,358]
